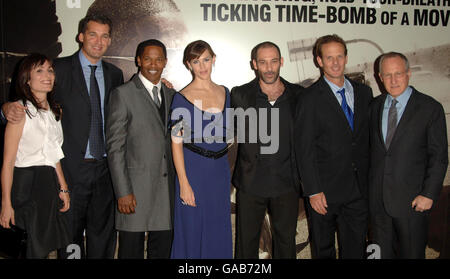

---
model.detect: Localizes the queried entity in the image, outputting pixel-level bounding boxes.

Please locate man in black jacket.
[296,34,373,259]
[231,41,304,259]
[369,52,448,259]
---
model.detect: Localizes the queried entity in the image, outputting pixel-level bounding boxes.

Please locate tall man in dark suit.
[231,42,303,259]
[52,14,124,259]
[369,52,448,259]
[296,34,373,259]
[106,39,175,259]
[2,14,124,259]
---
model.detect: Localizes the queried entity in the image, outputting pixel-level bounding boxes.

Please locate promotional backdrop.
[1,0,449,258]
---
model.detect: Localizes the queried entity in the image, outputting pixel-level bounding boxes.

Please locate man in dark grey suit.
[369,52,448,258]
[105,39,175,259]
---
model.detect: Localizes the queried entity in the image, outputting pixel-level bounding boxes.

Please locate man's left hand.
[411,195,433,212]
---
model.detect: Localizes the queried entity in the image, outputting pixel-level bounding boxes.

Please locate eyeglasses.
[381,71,407,80]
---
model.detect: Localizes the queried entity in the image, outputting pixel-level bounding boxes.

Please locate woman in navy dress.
[170,40,232,258]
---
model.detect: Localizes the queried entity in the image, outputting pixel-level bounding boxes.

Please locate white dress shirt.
[15,101,64,168]
[138,72,162,104]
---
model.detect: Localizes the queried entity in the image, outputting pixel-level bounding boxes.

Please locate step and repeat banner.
[1,0,449,258]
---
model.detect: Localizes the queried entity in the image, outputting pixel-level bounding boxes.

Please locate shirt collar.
[79,50,102,69]
[386,86,412,108]
[256,77,290,99]
[324,76,351,95]
[138,72,161,92]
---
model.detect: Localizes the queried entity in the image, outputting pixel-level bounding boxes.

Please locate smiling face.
[379,56,411,98]
[137,45,167,84]
[188,50,215,80]
[27,60,55,96]
[78,20,112,64]
[316,41,348,86]
[252,46,283,85]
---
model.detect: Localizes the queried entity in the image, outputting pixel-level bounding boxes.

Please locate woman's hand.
[0,205,15,228]
[180,182,196,207]
[59,191,70,212]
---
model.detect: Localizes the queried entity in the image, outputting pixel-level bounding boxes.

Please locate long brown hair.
[15,53,61,120]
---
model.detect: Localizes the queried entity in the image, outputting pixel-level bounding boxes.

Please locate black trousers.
[59,159,116,259]
[307,189,368,259]
[371,209,429,259]
[235,190,299,259]
[118,230,173,259]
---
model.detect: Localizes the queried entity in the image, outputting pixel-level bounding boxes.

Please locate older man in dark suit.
[296,34,373,259]
[369,52,448,259]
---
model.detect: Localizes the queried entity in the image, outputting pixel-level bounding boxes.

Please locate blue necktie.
[337,88,354,131]
[88,65,105,159]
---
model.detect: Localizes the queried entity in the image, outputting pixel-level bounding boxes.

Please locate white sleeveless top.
[15,101,64,168]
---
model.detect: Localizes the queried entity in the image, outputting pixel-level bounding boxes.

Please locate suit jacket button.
[163,173,168,177]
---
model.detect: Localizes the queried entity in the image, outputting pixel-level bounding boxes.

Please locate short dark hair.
[379,52,410,73]
[183,40,216,71]
[251,41,281,62]
[314,34,347,59]
[78,14,113,36]
[16,53,61,120]
[135,39,167,67]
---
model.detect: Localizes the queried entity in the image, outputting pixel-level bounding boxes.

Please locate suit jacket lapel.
[318,77,352,133]
[161,84,174,134]
[132,75,164,130]
[71,52,90,105]
[377,94,388,151]
[102,61,112,105]
[244,78,259,109]
[388,90,418,149]
[279,77,298,119]
[352,81,362,134]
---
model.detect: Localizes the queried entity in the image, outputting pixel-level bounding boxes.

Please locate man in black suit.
[231,41,303,259]
[296,34,373,259]
[369,52,448,259]
[3,14,124,258]
[52,14,124,259]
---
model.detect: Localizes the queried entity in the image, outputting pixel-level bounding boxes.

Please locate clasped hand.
[309,192,328,215]
[118,194,137,214]
[180,182,196,207]
[0,206,15,229]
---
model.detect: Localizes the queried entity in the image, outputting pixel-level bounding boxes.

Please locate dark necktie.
[385,98,398,149]
[88,65,105,159]
[152,86,161,108]
[337,88,354,131]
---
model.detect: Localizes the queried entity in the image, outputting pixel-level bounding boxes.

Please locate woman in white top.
[0,53,70,258]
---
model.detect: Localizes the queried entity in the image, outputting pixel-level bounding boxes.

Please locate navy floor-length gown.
[170,87,232,259]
